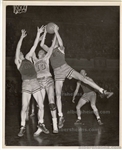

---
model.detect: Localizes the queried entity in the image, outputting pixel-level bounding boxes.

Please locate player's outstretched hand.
[21,29,27,38]
[72,98,75,103]
[37,25,45,34]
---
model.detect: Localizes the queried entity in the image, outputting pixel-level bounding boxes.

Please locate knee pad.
[49,103,56,111]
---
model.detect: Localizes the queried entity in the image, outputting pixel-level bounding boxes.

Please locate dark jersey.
[78,80,93,93]
[50,47,66,69]
[19,59,37,80]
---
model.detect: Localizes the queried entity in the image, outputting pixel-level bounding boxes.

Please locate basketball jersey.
[50,47,66,69]
[19,59,37,80]
[78,80,93,93]
[34,58,51,78]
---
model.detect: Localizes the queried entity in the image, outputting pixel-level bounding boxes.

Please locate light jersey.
[50,46,66,69]
[19,59,37,81]
[78,80,93,93]
[34,58,52,78]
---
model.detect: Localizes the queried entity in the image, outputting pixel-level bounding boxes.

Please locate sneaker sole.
[58,120,65,129]
[37,126,49,134]
[107,92,114,99]
[98,123,104,126]
[53,130,58,134]
[18,133,24,137]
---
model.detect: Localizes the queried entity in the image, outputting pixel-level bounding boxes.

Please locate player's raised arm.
[44,34,57,59]
[40,27,49,52]
[54,25,64,51]
[72,81,81,103]
[15,29,27,68]
[25,26,44,60]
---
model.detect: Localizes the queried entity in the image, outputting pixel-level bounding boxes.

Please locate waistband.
[37,76,52,80]
[54,63,67,70]
[23,78,37,81]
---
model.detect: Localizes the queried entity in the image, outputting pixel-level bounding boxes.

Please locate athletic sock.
[94,110,100,120]
[78,117,81,120]
[58,113,63,117]
[21,121,26,127]
[38,120,44,124]
[52,118,58,131]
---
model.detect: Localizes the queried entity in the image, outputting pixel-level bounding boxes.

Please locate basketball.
[46,22,56,34]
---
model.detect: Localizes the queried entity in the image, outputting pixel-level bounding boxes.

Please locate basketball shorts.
[54,63,74,81]
[37,76,54,90]
[82,91,96,103]
[22,78,40,94]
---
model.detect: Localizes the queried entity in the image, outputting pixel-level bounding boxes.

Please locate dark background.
[6,6,119,59]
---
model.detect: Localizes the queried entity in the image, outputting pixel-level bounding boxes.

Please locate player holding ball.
[40,23,113,129]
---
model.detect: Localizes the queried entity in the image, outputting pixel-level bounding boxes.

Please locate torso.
[19,59,37,80]
[34,58,51,78]
[50,47,66,69]
[78,80,94,93]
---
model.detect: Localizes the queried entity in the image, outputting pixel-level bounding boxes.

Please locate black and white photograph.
[3,1,121,148]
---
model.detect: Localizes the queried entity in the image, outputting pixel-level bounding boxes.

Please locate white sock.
[97,117,100,120]
[78,117,81,120]
[21,121,26,127]
[52,118,58,130]
[58,113,63,117]
[38,120,44,124]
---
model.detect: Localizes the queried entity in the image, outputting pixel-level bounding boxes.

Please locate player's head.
[38,49,46,59]
[19,52,24,60]
[80,69,87,76]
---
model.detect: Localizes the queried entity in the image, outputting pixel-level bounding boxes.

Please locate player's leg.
[18,92,31,137]
[75,97,87,124]
[33,88,46,136]
[46,83,58,133]
[71,70,104,93]
[71,70,113,98]
[90,92,103,125]
[55,80,65,128]
[30,98,35,117]
[33,90,49,134]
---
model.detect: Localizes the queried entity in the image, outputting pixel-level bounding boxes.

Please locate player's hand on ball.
[44,26,47,33]
[21,29,27,38]
[54,24,59,31]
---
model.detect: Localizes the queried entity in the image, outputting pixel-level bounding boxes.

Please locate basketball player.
[72,70,108,125]
[15,27,49,137]
[40,24,113,128]
[27,29,58,135]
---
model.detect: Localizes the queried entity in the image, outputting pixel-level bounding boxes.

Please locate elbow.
[40,42,44,48]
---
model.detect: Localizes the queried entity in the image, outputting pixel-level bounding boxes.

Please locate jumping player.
[40,24,113,128]
[72,70,111,125]
[27,28,58,135]
[15,27,49,137]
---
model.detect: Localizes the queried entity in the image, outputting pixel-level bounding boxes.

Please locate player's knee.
[76,105,80,110]
[91,104,97,112]
[56,93,61,99]
[49,103,56,111]
[38,103,44,109]
[48,96,54,103]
